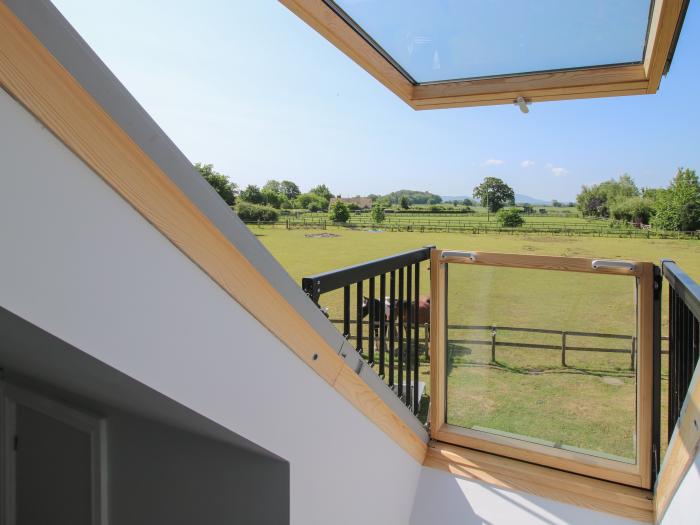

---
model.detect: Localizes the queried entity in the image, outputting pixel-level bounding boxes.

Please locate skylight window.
[328,0,653,84]
[281,0,688,110]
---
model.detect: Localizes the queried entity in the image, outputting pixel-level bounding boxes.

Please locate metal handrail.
[302,246,432,302]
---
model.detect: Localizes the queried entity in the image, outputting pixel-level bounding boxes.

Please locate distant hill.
[441,194,550,205]
[384,189,442,205]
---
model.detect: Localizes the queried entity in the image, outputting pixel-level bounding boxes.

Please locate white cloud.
[482,159,504,166]
[546,163,568,177]
[520,160,535,168]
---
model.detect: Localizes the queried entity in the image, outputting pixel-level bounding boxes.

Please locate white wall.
[660,452,700,525]
[0,89,421,524]
[410,467,646,525]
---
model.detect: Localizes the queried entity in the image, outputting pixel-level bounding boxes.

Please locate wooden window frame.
[429,249,656,489]
[279,0,687,110]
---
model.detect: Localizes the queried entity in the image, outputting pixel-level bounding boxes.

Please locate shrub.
[496,207,524,227]
[371,202,386,223]
[328,201,350,223]
[610,196,654,224]
[235,202,279,222]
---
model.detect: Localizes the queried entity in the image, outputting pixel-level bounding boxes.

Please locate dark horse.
[361,295,431,353]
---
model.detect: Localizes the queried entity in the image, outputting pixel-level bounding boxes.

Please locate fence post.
[631,336,636,371]
[491,327,497,362]
[561,332,567,366]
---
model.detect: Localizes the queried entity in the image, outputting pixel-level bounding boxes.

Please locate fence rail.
[247,219,700,240]
[302,247,433,415]
[328,320,669,370]
[663,259,700,441]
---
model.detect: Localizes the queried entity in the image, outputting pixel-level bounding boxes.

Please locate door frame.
[429,249,656,488]
[0,381,107,525]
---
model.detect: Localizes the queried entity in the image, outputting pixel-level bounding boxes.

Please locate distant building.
[329,196,373,209]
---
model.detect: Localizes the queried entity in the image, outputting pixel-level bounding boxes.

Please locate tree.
[399,196,410,209]
[328,200,350,223]
[371,201,386,223]
[462,198,474,206]
[195,162,237,205]
[650,168,700,231]
[522,203,533,214]
[262,180,282,194]
[239,184,264,204]
[295,192,328,212]
[278,180,300,201]
[551,199,563,207]
[497,207,524,227]
[261,189,285,209]
[473,177,515,213]
[576,174,639,218]
[310,184,333,201]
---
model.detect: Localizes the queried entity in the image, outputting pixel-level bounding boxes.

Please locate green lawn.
[251,225,700,459]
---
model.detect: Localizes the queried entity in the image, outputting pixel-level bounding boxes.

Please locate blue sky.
[52,0,700,202]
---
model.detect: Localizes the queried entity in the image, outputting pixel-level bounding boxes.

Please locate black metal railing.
[663,260,700,440]
[302,247,433,414]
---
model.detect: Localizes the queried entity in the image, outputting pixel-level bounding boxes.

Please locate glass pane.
[331,0,652,83]
[445,264,637,463]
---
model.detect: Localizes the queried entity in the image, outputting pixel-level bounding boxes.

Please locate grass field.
[250,225,700,460]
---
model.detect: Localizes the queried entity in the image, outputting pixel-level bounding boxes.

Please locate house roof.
[330,196,373,208]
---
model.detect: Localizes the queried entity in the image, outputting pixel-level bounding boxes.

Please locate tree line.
[576,169,700,231]
[196,161,700,232]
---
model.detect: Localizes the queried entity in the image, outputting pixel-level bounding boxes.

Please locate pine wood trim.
[429,249,654,488]
[279,0,686,110]
[278,0,413,103]
[0,2,427,464]
[645,0,686,94]
[654,361,700,523]
[424,442,653,523]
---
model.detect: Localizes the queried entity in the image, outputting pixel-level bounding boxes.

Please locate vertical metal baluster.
[669,287,676,433]
[369,277,375,365]
[398,268,404,399]
[685,305,692,401]
[389,271,396,387]
[413,262,420,413]
[693,317,700,370]
[380,273,386,378]
[406,265,413,409]
[356,281,363,355]
[680,302,687,411]
[343,285,350,339]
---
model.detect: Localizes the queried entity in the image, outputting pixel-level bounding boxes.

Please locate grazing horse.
[405,296,431,346]
[361,295,431,354]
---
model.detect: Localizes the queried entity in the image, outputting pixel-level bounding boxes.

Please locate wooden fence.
[329,320,669,371]
[247,219,700,240]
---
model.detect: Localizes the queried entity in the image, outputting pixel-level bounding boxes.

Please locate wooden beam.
[425,443,653,523]
[0,2,427,464]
